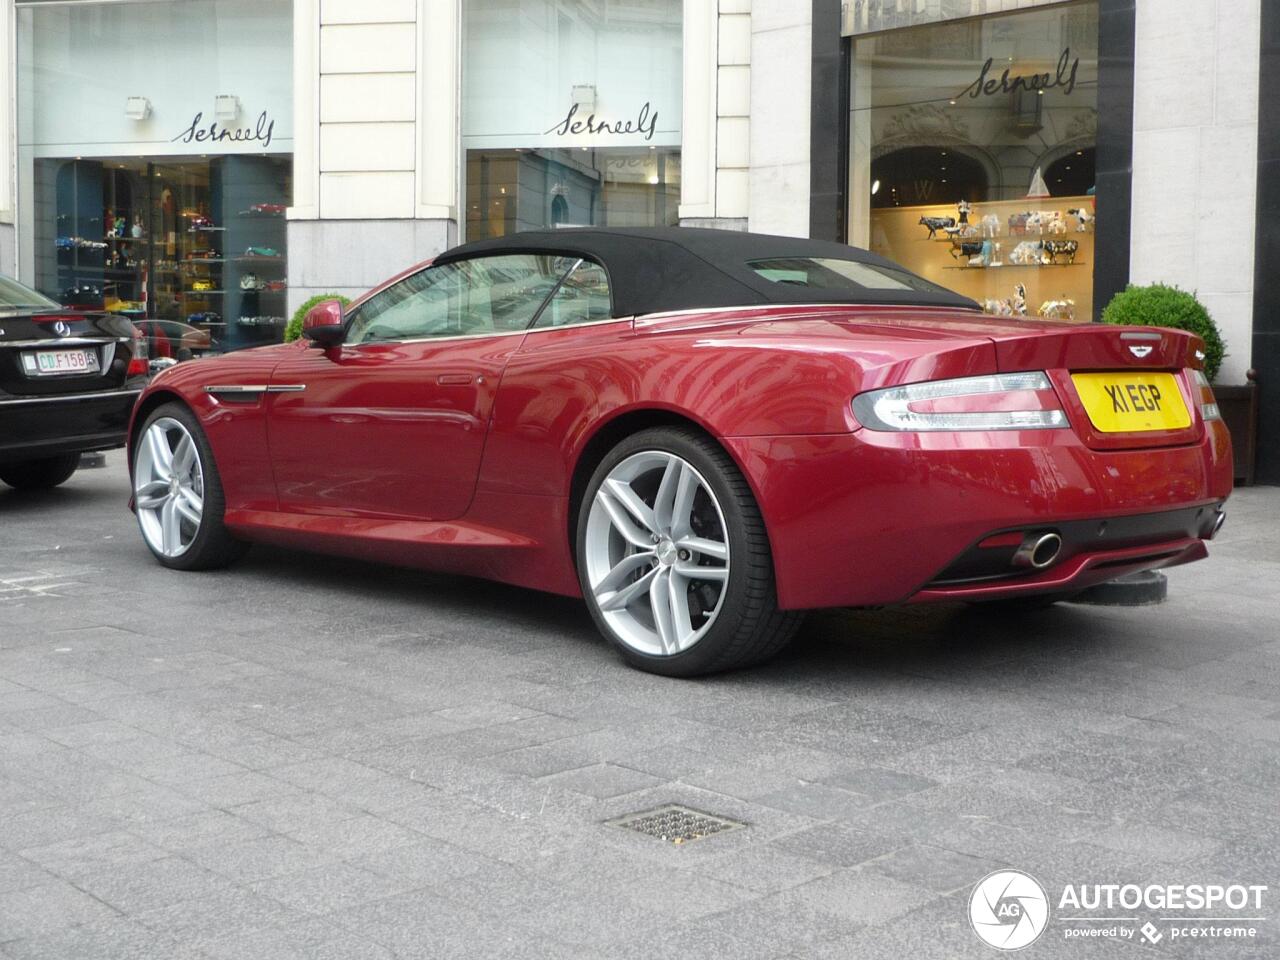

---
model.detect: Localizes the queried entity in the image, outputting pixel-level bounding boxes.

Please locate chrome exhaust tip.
[1013,532,1063,570]
[1211,511,1226,538]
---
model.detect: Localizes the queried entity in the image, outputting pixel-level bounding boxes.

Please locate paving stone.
[184,834,339,883]
[130,886,307,943]
[818,765,939,801]
[535,761,665,798]
[864,843,1001,895]
[0,883,121,940]
[0,915,208,960]
[248,862,419,916]
[17,830,169,879]
[72,856,235,913]
[2,464,1278,957]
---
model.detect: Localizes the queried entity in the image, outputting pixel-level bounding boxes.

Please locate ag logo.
[969,869,1049,950]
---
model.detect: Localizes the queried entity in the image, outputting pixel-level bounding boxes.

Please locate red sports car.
[126,228,1232,675]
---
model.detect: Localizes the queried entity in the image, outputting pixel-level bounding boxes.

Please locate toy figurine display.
[917,199,1088,321]
[918,215,956,239]
[1066,207,1094,231]
[1038,297,1076,321]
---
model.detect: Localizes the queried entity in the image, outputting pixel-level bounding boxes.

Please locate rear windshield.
[0,275,59,311]
[748,257,946,294]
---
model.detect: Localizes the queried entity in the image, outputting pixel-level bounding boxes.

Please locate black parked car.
[0,275,148,490]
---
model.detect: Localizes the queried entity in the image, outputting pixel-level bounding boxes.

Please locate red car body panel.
[128,298,1232,610]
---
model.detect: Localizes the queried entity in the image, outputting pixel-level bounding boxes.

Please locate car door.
[265,253,576,521]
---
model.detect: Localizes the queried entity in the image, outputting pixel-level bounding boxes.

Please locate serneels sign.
[959,48,1081,99]
[544,101,659,141]
[171,110,276,150]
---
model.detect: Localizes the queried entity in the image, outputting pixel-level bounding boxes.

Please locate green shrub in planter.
[1101,283,1225,382]
[285,293,352,343]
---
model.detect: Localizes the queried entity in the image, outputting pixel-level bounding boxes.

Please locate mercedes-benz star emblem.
[1128,344,1153,358]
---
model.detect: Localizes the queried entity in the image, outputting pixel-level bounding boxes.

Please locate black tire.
[133,402,248,571]
[577,426,803,677]
[0,454,81,490]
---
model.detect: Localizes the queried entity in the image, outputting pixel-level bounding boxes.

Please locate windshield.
[0,275,60,311]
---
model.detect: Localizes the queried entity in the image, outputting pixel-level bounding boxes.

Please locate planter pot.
[1214,374,1258,485]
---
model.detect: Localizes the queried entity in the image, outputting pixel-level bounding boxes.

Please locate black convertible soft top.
[437,226,978,317]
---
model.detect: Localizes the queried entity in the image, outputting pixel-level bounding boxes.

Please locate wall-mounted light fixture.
[124,96,151,121]
[571,84,596,111]
[214,95,241,121]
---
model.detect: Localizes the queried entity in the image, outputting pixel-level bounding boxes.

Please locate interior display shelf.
[943,262,1087,270]
[234,256,286,265]
[182,290,227,295]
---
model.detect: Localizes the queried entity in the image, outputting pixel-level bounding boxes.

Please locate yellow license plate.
[1071,372,1191,432]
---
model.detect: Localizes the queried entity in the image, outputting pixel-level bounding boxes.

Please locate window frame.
[341,252,618,346]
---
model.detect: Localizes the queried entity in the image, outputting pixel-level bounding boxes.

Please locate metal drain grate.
[607,804,746,844]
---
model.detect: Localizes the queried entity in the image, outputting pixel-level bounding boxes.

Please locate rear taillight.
[127,327,149,376]
[851,372,1068,432]
[1192,369,1221,421]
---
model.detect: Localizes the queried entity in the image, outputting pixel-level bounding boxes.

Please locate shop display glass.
[463,0,682,240]
[16,0,292,355]
[848,1,1098,320]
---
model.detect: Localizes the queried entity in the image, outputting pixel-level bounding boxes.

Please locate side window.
[532,259,613,329]
[346,254,573,345]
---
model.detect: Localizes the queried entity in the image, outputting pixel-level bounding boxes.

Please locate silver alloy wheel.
[584,451,730,657]
[134,417,205,558]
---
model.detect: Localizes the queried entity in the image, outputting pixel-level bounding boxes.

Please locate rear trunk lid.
[0,310,138,397]
[817,308,1205,450]
[986,322,1204,450]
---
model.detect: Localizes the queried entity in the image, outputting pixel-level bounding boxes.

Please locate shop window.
[32,156,291,354]
[16,0,292,354]
[462,0,682,241]
[848,1,1099,322]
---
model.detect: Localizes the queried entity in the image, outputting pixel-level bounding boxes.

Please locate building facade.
[0,0,1275,479]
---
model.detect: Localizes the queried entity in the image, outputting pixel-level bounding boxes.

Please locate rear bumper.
[727,419,1233,610]
[0,389,139,464]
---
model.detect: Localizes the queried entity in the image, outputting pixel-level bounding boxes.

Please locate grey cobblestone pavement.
[1,456,1278,958]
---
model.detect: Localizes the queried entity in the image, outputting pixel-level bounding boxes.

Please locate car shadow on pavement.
[0,484,114,515]
[236,541,1108,684]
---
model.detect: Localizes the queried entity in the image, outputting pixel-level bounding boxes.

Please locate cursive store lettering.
[172,110,275,149]
[544,102,658,141]
[960,48,1080,99]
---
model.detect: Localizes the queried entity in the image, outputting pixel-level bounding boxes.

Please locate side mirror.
[302,299,346,346]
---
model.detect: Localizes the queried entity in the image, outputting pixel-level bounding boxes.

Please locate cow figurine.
[1067,207,1094,231]
[1039,298,1077,321]
[1046,212,1068,235]
[1008,212,1030,236]
[1042,239,1079,264]
[919,216,956,239]
[1009,240,1045,265]
[1012,283,1028,317]
[979,215,1001,238]
[949,239,985,262]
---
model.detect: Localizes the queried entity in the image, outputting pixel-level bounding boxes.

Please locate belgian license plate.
[1071,372,1190,432]
[23,348,100,376]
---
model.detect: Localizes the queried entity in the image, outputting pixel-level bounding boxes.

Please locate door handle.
[436,374,474,385]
